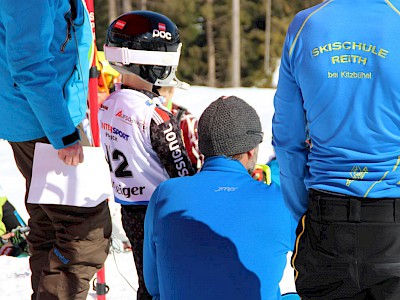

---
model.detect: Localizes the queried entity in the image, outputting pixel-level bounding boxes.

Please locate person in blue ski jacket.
[0,1,112,299]
[144,96,297,300]
[273,0,400,298]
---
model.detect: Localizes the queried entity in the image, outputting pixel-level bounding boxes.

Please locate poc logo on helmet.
[153,29,172,40]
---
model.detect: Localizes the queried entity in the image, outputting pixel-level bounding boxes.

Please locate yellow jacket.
[0,196,7,237]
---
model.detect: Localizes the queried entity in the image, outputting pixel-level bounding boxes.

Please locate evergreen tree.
[93,0,321,87]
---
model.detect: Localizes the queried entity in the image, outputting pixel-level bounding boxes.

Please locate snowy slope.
[173,86,276,164]
[0,86,296,299]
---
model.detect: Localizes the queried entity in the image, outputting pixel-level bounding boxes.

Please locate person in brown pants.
[0,0,112,299]
[10,131,112,300]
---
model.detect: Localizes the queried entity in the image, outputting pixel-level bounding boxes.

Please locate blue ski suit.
[273,0,400,221]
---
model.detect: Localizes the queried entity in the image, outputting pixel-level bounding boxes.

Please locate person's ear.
[247,149,255,159]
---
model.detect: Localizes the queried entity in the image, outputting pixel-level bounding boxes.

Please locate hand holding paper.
[28,143,113,207]
[57,142,84,166]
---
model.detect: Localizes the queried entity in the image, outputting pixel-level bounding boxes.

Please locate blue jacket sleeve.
[144,186,160,299]
[272,31,309,222]
[2,1,78,149]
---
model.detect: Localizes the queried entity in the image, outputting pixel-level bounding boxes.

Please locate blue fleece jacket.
[273,0,400,221]
[144,156,297,300]
[0,0,92,149]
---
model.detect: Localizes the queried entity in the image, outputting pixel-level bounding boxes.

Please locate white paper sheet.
[27,143,113,207]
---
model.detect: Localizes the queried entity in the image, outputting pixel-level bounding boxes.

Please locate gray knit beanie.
[198,96,263,157]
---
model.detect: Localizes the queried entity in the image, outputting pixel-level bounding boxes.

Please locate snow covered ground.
[0,86,296,299]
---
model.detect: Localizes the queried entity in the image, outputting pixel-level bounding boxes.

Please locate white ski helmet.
[104,10,189,89]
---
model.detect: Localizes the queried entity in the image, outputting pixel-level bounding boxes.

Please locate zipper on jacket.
[63,65,78,98]
[61,9,73,52]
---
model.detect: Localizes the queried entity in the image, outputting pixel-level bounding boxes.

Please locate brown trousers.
[9,126,112,300]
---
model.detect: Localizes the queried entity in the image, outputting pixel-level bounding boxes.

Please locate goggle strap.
[104,45,181,66]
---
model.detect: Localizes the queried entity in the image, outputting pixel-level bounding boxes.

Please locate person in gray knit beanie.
[198,96,263,158]
[143,95,296,299]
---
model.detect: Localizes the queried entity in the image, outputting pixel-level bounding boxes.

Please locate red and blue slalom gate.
[84,0,107,299]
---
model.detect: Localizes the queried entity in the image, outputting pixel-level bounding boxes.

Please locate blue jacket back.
[144,156,297,300]
[273,0,400,220]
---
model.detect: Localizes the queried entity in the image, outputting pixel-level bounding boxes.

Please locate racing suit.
[99,85,195,299]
